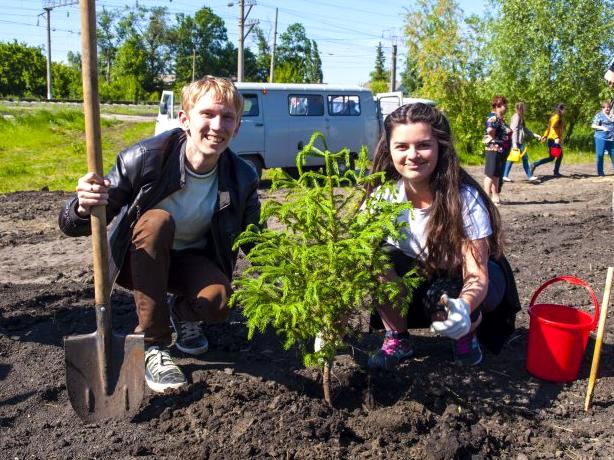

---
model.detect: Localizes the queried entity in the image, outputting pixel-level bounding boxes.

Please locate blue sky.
[0,0,485,86]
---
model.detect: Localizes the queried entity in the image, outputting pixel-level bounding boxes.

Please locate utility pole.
[191,48,196,82]
[382,30,399,92]
[269,7,278,83]
[41,0,79,100]
[390,44,397,92]
[44,6,52,100]
[231,0,258,82]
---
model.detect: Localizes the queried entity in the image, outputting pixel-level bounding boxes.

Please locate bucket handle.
[529,276,600,330]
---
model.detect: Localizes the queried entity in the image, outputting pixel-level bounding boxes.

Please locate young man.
[58,76,261,393]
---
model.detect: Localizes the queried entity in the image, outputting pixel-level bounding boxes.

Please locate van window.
[327,95,361,116]
[288,95,324,116]
[242,94,259,117]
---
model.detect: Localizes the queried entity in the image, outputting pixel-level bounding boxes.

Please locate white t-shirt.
[154,165,219,250]
[382,180,492,259]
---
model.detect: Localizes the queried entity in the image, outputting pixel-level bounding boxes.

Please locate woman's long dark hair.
[515,101,525,123]
[369,103,504,277]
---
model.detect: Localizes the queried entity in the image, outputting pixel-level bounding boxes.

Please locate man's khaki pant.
[117,209,231,346]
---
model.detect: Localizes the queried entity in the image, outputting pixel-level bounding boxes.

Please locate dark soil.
[1,164,613,459]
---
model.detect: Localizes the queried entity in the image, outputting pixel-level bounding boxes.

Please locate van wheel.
[282,167,300,179]
[242,155,264,179]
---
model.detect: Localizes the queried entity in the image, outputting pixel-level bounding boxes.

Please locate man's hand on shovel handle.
[76,172,111,218]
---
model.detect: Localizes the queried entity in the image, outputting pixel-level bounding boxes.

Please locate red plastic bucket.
[526,276,600,382]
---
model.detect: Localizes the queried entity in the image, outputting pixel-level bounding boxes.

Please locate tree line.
[387,0,614,155]
[1,0,613,154]
[0,5,322,102]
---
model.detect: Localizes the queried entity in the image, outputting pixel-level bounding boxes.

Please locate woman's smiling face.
[389,121,438,186]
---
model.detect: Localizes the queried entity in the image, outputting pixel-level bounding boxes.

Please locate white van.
[375,91,437,122]
[155,84,433,177]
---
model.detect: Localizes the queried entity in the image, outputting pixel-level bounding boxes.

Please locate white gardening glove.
[430,295,471,340]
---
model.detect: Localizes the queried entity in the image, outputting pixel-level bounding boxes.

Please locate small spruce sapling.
[231,132,421,405]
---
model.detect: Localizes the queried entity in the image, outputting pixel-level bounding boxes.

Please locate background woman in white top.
[365,103,520,370]
[502,102,543,182]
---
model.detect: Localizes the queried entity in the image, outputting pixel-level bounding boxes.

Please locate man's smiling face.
[181,91,240,160]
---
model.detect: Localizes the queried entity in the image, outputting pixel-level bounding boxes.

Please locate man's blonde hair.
[181,76,243,119]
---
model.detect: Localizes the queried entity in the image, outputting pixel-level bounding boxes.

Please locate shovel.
[64,0,144,422]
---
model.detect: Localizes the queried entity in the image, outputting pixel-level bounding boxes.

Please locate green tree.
[170,7,236,87]
[110,5,172,101]
[487,0,614,138]
[404,0,488,155]
[0,41,46,97]
[249,26,271,82]
[51,62,82,99]
[371,42,388,81]
[369,42,390,93]
[97,7,120,84]
[109,37,148,102]
[276,23,323,83]
[66,51,81,72]
[400,54,421,95]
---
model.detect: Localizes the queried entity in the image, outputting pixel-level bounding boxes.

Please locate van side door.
[325,94,378,159]
[229,92,265,169]
[376,90,403,115]
[266,93,327,168]
[155,90,179,135]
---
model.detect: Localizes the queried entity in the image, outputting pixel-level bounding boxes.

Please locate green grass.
[0,108,154,193]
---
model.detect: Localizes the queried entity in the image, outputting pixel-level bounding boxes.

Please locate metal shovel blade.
[65,329,144,423]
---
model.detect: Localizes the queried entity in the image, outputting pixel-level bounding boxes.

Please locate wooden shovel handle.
[584,267,613,411]
[80,0,111,315]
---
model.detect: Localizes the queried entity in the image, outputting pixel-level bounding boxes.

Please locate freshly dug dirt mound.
[1,165,612,459]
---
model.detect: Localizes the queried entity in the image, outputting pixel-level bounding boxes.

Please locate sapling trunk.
[323,361,332,406]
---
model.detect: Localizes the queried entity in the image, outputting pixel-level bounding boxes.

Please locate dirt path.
[1,164,613,459]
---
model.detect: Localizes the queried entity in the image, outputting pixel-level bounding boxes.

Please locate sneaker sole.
[145,377,187,393]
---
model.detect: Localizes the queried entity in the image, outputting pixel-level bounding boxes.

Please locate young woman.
[502,102,543,182]
[483,96,511,205]
[531,103,565,177]
[366,103,520,370]
[591,100,614,176]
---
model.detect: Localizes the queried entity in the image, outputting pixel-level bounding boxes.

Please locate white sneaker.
[528,175,539,182]
[502,176,512,182]
[145,346,187,393]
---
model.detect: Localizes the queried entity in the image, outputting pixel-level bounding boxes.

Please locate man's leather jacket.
[58,128,261,285]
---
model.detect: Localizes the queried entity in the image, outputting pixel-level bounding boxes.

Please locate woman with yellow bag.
[531,103,565,177]
[502,102,543,182]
